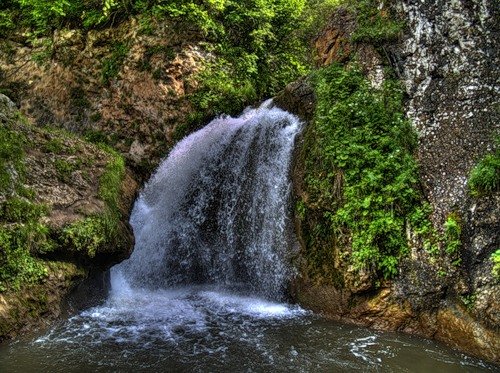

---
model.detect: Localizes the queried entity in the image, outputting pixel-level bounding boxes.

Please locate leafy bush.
[346,0,403,44]
[62,214,110,257]
[186,0,311,118]
[443,214,461,256]
[0,226,48,291]
[0,194,52,291]
[302,64,420,279]
[469,149,500,196]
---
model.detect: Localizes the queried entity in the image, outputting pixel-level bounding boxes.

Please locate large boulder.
[0,94,138,340]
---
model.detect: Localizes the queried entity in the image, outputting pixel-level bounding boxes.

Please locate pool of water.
[0,285,495,372]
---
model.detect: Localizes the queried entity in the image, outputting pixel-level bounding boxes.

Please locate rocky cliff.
[0,18,204,178]
[0,94,137,339]
[281,0,499,363]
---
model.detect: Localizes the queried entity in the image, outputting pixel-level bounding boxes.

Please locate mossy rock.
[0,93,137,339]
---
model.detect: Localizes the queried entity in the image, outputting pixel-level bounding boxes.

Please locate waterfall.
[10,103,490,372]
[112,102,302,300]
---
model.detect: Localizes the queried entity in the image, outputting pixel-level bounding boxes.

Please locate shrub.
[302,64,420,279]
[469,149,500,196]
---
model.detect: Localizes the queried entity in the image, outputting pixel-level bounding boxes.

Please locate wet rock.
[273,77,316,122]
[314,8,356,66]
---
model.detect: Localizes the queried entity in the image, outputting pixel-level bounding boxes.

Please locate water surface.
[0,285,494,372]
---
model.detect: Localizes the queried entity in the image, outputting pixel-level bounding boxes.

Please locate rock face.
[0,18,205,177]
[395,0,499,360]
[285,1,499,363]
[399,0,499,225]
[0,94,138,340]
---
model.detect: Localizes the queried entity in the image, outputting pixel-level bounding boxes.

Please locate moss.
[138,44,176,73]
[0,104,127,290]
[97,144,125,211]
[1,197,48,223]
[41,138,65,154]
[101,42,130,85]
[60,145,125,258]
[54,158,80,182]
[0,121,27,191]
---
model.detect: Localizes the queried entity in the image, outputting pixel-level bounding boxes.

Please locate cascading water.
[0,103,493,372]
[113,101,300,299]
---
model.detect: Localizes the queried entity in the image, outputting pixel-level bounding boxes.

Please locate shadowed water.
[0,104,496,371]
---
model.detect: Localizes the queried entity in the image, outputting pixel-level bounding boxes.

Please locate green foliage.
[97,145,125,212]
[408,203,439,256]
[460,293,476,311]
[17,0,72,34]
[1,0,132,36]
[0,7,17,37]
[299,0,341,42]
[0,196,52,291]
[1,197,48,223]
[0,122,26,190]
[61,146,125,257]
[302,64,419,279]
[185,0,311,119]
[468,148,500,196]
[443,213,461,257]
[491,250,500,280]
[84,128,119,146]
[2,0,332,124]
[54,158,80,182]
[138,45,175,73]
[42,138,65,154]
[346,0,403,44]
[191,59,258,117]
[0,226,48,291]
[0,112,126,290]
[61,214,111,257]
[101,42,130,85]
[31,38,53,66]
[0,122,53,290]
